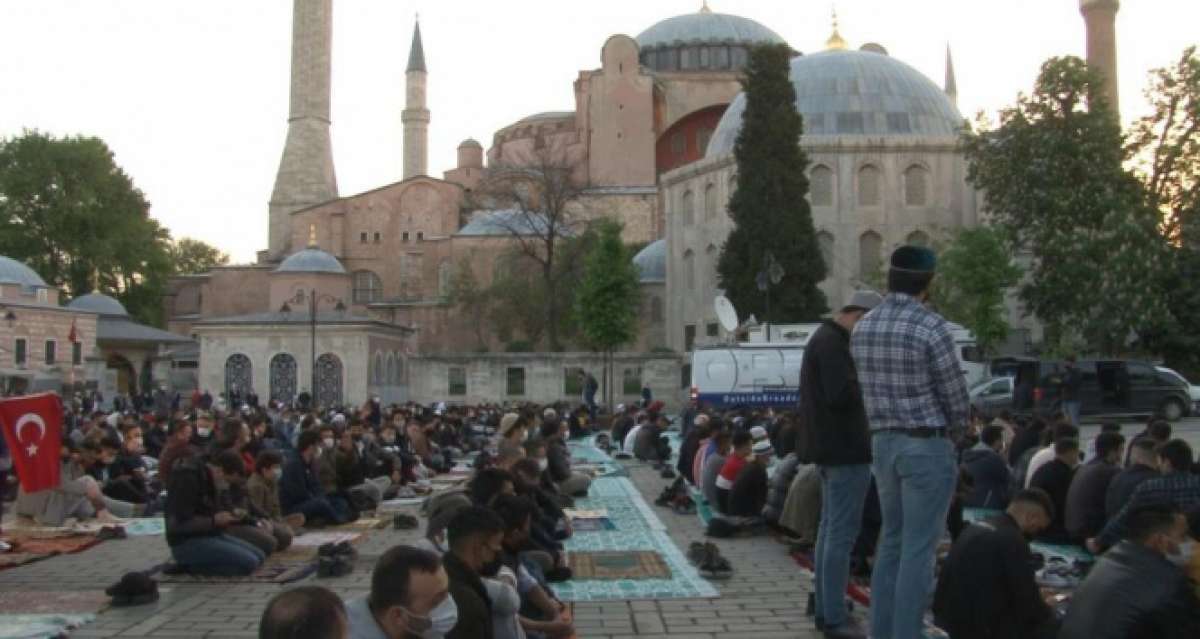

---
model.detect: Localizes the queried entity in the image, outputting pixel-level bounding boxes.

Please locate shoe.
[105,571,159,607]
[97,526,128,540]
[672,497,696,515]
[687,542,706,565]
[393,513,419,530]
[698,543,732,579]
[317,555,354,578]
[822,619,867,639]
[660,468,677,479]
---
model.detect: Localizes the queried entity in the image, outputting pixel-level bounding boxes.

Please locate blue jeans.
[869,434,957,639]
[1062,400,1081,426]
[288,495,353,525]
[814,463,871,628]
[171,534,265,576]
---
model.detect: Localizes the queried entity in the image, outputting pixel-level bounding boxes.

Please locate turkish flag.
[0,392,63,492]
[68,319,78,344]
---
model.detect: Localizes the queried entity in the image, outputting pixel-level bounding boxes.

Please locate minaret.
[268,0,339,261]
[944,44,958,107]
[1080,0,1120,116]
[402,19,429,180]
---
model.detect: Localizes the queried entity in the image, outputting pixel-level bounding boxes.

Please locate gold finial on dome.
[700,1,712,14]
[826,6,847,50]
[308,224,318,248]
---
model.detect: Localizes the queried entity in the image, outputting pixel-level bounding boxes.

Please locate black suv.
[1000,357,1192,422]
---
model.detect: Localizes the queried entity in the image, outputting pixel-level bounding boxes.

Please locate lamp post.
[280,289,345,408]
[755,252,784,341]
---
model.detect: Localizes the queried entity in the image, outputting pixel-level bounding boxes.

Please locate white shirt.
[624,425,643,452]
[1025,445,1056,488]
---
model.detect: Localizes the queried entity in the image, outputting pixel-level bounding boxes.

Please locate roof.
[194,311,413,332]
[0,256,48,290]
[459,138,482,148]
[274,247,347,274]
[517,111,574,125]
[407,21,426,72]
[707,49,965,158]
[67,292,129,317]
[636,10,786,50]
[633,239,667,283]
[455,209,575,237]
[97,316,194,344]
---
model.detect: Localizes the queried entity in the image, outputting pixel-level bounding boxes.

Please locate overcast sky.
[1,1,1195,263]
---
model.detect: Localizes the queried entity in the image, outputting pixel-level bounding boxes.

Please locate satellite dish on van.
[714,296,739,332]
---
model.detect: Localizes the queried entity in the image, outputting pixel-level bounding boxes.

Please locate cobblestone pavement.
[0,462,822,638]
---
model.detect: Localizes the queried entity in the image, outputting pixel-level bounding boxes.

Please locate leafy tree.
[717,44,827,323]
[575,220,640,411]
[446,257,491,351]
[0,130,173,325]
[168,237,229,275]
[931,227,1023,355]
[963,57,1167,355]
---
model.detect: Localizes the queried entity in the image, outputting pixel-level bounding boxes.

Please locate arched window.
[493,254,511,285]
[650,296,664,323]
[817,231,835,274]
[858,165,881,207]
[682,190,695,226]
[904,165,929,207]
[268,353,297,404]
[810,165,834,207]
[859,231,883,279]
[438,260,453,300]
[373,351,384,386]
[224,354,252,401]
[683,250,696,291]
[394,353,405,384]
[703,183,717,221]
[315,353,343,408]
[705,244,718,292]
[353,270,382,303]
[906,230,930,247]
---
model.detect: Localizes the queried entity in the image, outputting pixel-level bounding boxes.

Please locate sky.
[1,0,1196,263]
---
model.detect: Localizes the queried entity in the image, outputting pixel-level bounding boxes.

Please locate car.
[1156,366,1200,414]
[970,376,1014,421]
[1010,358,1192,422]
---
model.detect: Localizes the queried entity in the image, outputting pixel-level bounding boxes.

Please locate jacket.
[1104,463,1158,519]
[727,462,769,518]
[932,514,1054,639]
[164,458,221,547]
[701,452,726,508]
[246,473,284,520]
[1028,458,1075,543]
[633,423,664,462]
[763,453,802,523]
[798,320,870,466]
[443,551,494,639]
[961,444,1011,509]
[1064,459,1121,541]
[279,454,325,512]
[1058,541,1200,639]
[545,438,572,483]
[334,446,367,490]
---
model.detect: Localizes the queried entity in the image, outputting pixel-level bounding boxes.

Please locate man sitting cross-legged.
[218,453,293,556]
[344,545,456,639]
[15,439,141,526]
[444,506,506,639]
[932,488,1059,639]
[280,430,355,527]
[247,449,306,532]
[491,494,576,639]
[164,450,265,576]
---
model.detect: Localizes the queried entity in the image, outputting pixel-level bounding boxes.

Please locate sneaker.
[97,526,128,540]
[317,555,354,578]
[660,468,677,479]
[687,542,707,565]
[393,513,419,530]
[698,543,732,579]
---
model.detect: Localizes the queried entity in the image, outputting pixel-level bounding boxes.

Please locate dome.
[68,292,129,317]
[0,255,48,290]
[274,247,346,275]
[706,49,965,158]
[458,138,482,148]
[632,239,666,283]
[636,10,786,50]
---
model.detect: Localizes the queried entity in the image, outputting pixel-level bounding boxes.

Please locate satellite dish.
[714,296,739,332]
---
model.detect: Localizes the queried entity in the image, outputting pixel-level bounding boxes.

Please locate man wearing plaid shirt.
[1089,439,1200,552]
[851,245,970,639]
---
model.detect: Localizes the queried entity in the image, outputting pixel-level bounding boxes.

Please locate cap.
[543,408,558,420]
[842,290,883,313]
[615,403,625,413]
[890,245,937,273]
[331,413,347,425]
[752,440,774,456]
[499,412,521,435]
[750,426,768,441]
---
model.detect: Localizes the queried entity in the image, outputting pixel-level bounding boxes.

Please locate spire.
[944,44,958,106]
[407,18,426,73]
[826,7,847,51]
[699,0,712,13]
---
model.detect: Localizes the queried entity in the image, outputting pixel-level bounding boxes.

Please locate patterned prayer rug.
[0,590,109,615]
[152,557,317,584]
[570,518,617,532]
[0,552,51,571]
[0,614,95,639]
[568,551,671,580]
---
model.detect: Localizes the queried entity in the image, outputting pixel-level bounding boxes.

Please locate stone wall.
[0,300,99,391]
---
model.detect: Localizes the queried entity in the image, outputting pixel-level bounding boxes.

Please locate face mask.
[538,458,549,472]
[197,427,211,438]
[322,438,334,449]
[406,596,458,639]
[1168,540,1195,566]
[273,468,283,481]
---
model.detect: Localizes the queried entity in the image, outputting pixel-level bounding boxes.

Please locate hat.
[499,412,521,435]
[543,408,558,420]
[750,426,768,441]
[842,290,883,313]
[648,400,665,414]
[752,440,774,456]
[890,245,937,273]
[331,413,347,425]
[615,403,625,413]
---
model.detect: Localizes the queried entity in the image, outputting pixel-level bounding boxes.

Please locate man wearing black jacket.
[444,506,504,639]
[165,450,265,576]
[932,489,1058,639]
[799,290,881,639]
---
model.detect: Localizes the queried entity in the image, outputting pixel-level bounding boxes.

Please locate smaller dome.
[459,138,482,148]
[274,247,346,275]
[633,239,667,283]
[0,255,48,290]
[68,292,129,317]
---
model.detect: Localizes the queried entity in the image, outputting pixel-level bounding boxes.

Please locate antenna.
[714,295,739,333]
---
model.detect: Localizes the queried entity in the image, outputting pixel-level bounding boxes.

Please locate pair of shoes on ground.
[105,571,159,607]
[317,541,358,578]
[806,592,861,637]
[687,541,732,580]
[393,513,419,530]
[97,525,128,540]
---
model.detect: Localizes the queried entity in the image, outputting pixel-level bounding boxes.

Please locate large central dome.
[636,10,786,50]
[706,49,964,158]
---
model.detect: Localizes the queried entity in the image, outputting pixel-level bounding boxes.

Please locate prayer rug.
[1,533,101,556]
[122,517,166,537]
[570,518,616,532]
[568,551,671,580]
[153,557,317,584]
[289,531,363,547]
[0,590,108,615]
[0,553,51,571]
[327,517,388,531]
[0,614,95,639]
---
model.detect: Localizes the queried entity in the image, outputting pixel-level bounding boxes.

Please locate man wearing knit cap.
[727,440,775,523]
[799,289,881,639]
[851,246,970,639]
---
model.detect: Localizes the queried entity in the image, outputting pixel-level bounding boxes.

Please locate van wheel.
[1160,398,1186,422]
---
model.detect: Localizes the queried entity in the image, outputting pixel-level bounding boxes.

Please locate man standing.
[1060,356,1082,426]
[851,246,970,639]
[799,290,881,638]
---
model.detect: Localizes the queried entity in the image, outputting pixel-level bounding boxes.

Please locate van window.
[960,345,983,363]
[1127,362,1154,386]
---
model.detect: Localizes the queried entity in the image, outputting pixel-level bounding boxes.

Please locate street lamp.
[755,252,784,341]
[3,310,15,329]
[280,289,346,408]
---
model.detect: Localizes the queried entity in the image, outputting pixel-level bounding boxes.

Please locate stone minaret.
[402,19,429,180]
[268,0,339,260]
[944,45,958,108]
[1080,0,1120,116]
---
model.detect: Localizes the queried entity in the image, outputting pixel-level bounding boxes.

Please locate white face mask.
[196,427,211,438]
[407,595,458,639]
[322,437,335,449]
[1168,539,1195,567]
[273,467,283,481]
[538,458,549,472]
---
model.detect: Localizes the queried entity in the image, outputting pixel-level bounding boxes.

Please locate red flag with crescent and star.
[0,392,63,492]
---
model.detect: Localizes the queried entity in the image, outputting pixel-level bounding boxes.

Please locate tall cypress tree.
[717,44,828,323]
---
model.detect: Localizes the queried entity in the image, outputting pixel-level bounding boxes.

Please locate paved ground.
[0,460,823,638]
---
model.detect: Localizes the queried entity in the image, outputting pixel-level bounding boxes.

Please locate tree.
[0,130,174,325]
[717,44,828,323]
[479,142,588,350]
[963,57,1167,355]
[575,220,641,412]
[931,227,1023,355]
[168,237,229,275]
[446,257,491,351]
